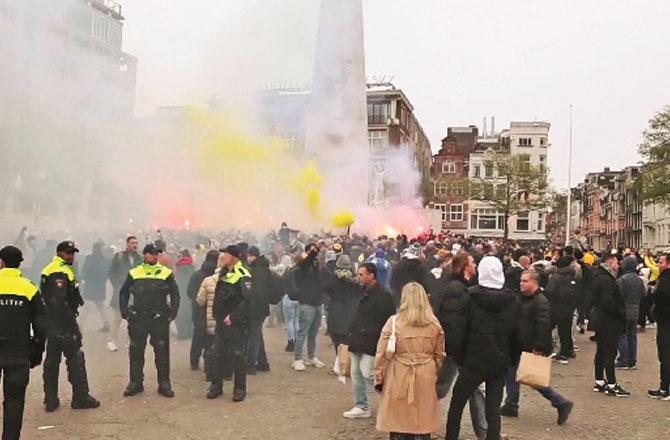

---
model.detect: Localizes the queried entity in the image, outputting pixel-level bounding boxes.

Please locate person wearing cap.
[209,245,253,402]
[0,246,47,439]
[446,256,519,440]
[365,249,392,290]
[40,241,100,412]
[119,243,180,398]
[245,246,272,374]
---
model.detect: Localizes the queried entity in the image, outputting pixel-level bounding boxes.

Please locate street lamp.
[565,105,573,246]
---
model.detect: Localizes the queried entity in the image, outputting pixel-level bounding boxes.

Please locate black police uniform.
[0,246,46,440]
[209,260,252,401]
[119,254,180,397]
[40,242,99,411]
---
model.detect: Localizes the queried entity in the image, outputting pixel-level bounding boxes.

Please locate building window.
[537,212,545,231]
[518,154,531,173]
[518,137,533,147]
[434,204,447,222]
[92,15,110,43]
[434,181,448,195]
[450,204,464,221]
[368,102,391,125]
[368,130,388,156]
[516,211,530,231]
[540,137,547,146]
[539,155,546,173]
[442,161,456,174]
[485,163,494,178]
[471,208,505,230]
[474,165,481,178]
[284,132,302,153]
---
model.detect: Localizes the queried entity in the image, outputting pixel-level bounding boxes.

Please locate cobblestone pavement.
[18,314,670,440]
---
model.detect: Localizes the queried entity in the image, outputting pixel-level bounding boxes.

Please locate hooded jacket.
[248,255,272,319]
[390,258,429,307]
[432,273,471,359]
[455,285,519,375]
[618,256,645,322]
[590,263,626,335]
[545,266,581,320]
[187,259,218,324]
[324,262,362,336]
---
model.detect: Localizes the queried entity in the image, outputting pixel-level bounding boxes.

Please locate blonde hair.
[397,282,435,327]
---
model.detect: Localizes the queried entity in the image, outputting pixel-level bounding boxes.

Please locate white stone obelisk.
[304,0,370,211]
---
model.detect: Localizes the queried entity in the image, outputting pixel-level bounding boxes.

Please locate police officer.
[207,245,252,402]
[120,243,180,398]
[41,241,99,412]
[0,246,47,440]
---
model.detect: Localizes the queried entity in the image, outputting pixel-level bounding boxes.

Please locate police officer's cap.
[56,241,79,253]
[142,243,163,255]
[220,245,241,258]
[0,246,23,267]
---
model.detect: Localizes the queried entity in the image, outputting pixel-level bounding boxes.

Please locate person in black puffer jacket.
[446,256,519,440]
[590,254,628,397]
[649,253,670,398]
[187,250,219,371]
[432,253,487,440]
[501,270,573,424]
[545,257,581,363]
[246,246,272,373]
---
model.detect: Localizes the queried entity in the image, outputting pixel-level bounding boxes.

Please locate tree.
[639,106,670,205]
[469,151,549,239]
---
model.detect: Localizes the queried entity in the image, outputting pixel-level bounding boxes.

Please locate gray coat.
[618,256,644,322]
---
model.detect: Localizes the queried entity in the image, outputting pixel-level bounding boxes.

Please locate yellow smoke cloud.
[331,210,355,228]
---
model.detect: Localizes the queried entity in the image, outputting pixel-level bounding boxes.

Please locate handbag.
[516,351,552,389]
[337,344,351,378]
[386,315,397,357]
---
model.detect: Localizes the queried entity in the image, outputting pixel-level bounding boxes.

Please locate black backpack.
[558,273,581,308]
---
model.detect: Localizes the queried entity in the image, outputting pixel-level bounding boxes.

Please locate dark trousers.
[175,301,192,341]
[128,314,170,385]
[446,368,505,440]
[639,293,654,327]
[190,316,208,369]
[212,326,247,392]
[594,332,619,384]
[657,320,670,391]
[246,318,268,369]
[617,319,638,367]
[552,316,574,357]
[43,331,91,401]
[1,364,29,440]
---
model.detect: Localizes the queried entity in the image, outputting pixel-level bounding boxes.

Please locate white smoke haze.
[1,0,427,246]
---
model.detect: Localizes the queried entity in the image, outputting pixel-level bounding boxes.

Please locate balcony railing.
[91,0,123,18]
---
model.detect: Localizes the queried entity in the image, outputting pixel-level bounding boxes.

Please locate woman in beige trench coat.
[374,282,446,440]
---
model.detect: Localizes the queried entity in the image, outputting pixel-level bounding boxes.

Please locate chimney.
[482,117,487,138]
[491,116,495,136]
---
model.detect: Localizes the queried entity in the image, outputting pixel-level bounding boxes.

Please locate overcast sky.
[122,0,670,189]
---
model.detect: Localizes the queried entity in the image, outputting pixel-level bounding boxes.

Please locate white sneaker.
[305,357,325,369]
[342,406,371,419]
[293,359,306,371]
[106,341,118,352]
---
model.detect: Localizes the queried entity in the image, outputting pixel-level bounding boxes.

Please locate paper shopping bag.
[516,352,551,389]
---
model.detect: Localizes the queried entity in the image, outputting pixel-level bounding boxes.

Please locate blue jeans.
[504,362,569,410]
[439,358,487,438]
[617,319,638,367]
[351,353,374,411]
[294,304,321,360]
[282,295,300,342]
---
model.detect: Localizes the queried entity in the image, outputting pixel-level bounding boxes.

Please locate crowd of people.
[1,223,669,440]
